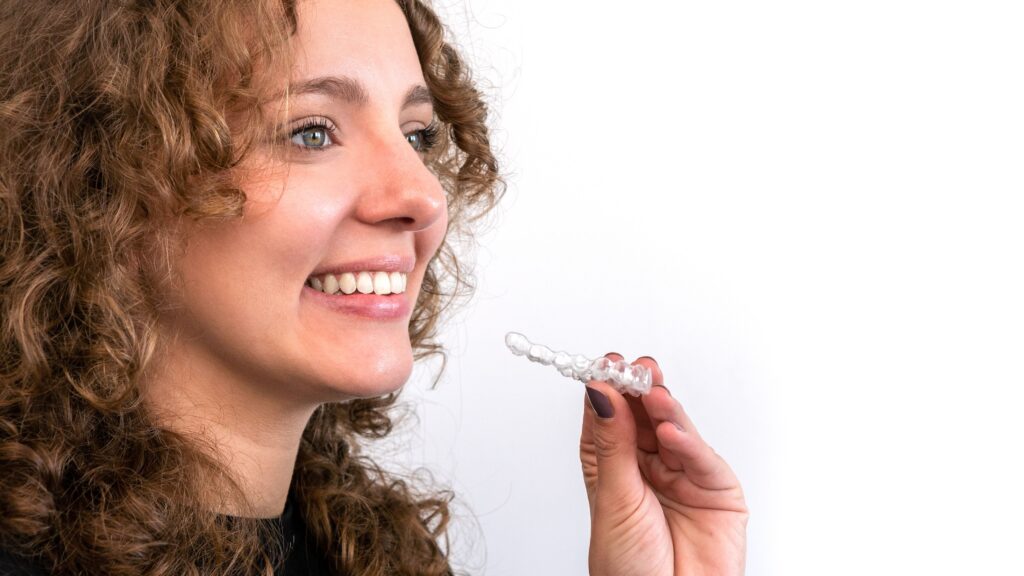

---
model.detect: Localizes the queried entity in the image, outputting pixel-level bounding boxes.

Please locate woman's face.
[162,0,446,405]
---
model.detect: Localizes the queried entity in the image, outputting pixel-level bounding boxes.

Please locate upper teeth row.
[308,271,407,295]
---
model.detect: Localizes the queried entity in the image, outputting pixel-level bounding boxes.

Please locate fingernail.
[605,351,622,359]
[586,386,614,419]
[655,384,672,397]
[637,355,658,364]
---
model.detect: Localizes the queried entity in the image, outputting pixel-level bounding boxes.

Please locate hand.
[580,355,748,576]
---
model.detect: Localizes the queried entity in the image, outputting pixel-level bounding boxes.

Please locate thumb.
[583,380,645,512]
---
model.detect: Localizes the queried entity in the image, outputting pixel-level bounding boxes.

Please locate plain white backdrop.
[377,1,1024,574]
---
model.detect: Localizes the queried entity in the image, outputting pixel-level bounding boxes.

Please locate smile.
[307,271,408,296]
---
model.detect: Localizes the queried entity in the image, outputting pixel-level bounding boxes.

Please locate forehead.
[290,0,425,101]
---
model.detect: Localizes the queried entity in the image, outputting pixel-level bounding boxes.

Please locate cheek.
[245,181,339,260]
[171,189,331,328]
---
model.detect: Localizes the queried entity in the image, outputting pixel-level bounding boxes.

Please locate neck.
[141,335,320,518]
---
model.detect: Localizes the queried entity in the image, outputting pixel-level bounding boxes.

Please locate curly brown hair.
[0,0,502,574]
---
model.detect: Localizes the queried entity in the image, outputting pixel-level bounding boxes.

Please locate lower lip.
[302,286,411,320]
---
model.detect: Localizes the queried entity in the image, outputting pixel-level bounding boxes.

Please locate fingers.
[596,354,661,454]
[629,357,686,471]
[584,353,655,456]
[635,356,694,432]
[581,353,742,508]
[613,353,658,454]
[579,355,647,512]
[633,357,740,491]
[580,353,628,461]
[654,420,739,491]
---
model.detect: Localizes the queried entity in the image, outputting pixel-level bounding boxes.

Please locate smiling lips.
[307,271,407,296]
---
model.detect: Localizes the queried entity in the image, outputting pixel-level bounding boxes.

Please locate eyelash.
[406,122,440,154]
[287,116,334,152]
[287,116,440,154]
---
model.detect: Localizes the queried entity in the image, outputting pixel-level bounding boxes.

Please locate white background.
[381,1,1024,574]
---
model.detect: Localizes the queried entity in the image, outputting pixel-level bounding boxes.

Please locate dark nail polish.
[586,387,614,419]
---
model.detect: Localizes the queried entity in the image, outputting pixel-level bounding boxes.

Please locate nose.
[352,139,447,232]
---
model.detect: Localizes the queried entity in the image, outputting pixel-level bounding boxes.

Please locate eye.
[406,122,440,154]
[288,116,336,152]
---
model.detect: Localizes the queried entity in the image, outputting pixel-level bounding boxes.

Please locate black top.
[0,493,332,575]
[265,490,333,575]
[0,549,42,576]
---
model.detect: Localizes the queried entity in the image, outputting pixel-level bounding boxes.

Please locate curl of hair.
[0,0,504,574]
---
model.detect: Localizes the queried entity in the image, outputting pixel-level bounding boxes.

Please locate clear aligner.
[504,332,652,396]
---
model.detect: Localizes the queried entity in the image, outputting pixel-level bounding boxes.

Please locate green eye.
[294,126,330,149]
[406,122,440,153]
[288,115,335,151]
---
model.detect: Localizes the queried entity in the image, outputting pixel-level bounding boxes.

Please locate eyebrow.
[284,75,433,110]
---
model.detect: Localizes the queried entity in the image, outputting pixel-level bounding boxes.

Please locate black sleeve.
[0,549,46,576]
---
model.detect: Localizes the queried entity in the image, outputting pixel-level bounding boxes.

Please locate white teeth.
[322,274,339,295]
[389,271,404,294]
[356,272,374,294]
[373,271,391,295]
[339,272,356,295]
[309,271,407,295]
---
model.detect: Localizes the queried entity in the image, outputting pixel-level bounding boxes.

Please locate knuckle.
[592,433,624,460]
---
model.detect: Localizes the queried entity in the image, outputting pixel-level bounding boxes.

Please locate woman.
[0,0,747,574]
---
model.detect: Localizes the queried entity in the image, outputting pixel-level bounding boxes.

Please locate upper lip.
[309,255,416,277]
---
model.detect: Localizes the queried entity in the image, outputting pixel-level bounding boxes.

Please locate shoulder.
[0,548,46,576]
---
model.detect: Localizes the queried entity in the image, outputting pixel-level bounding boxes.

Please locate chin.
[318,343,415,401]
